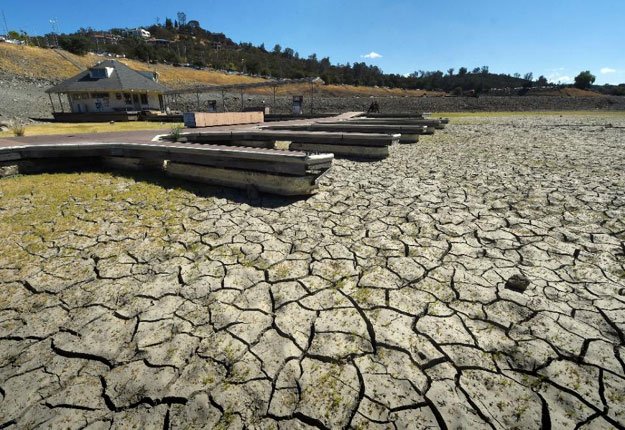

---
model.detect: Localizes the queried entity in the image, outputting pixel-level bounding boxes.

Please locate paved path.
[0,127,230,147]
[0,114,624,429]
[0,113,364,148]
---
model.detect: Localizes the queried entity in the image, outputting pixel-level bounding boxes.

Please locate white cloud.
[547,73,573,84]
[600,67,616,74]
[362,51,382,59]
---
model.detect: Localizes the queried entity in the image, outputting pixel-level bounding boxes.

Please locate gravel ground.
[1,114,624,429]
[0,72,57,123]
[170,92,625,116]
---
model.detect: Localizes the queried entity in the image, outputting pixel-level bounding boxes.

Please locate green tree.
[177,12,187,27]
[58,34,91,55]
[574,70,596,89]
[536,75,548,86]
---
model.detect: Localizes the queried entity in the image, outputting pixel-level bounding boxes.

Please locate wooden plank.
[362,113,450,124]
[352,119,447,129]
[361,113,425,119]
[178,130,399,147]
[250,130,398,146]
[5,158,101,174]
[0,152,22,162]
[105,147,314,176]
[289,142,389,159]
[2,142,326,165]
[0,142,333,178]
[120,143,334,171]
[101,156,165,171]
[51,112,139,123]
[397,134,420,144]
[183,112,264,128]
[166,162,322,195]
[345,118,443,125]
[266,123,432,134]
[324,120,444,130]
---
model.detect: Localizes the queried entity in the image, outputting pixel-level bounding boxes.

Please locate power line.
[1,10,9,35]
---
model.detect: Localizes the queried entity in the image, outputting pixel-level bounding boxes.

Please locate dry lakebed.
[1,113,624,429]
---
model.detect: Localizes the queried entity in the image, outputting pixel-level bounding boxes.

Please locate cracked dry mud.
[1,114,625,429]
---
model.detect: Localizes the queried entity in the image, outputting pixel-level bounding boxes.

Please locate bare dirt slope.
[1,113,624,428]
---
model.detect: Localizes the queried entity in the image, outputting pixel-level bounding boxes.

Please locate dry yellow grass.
[0,44,445,97]
[532,87,603,97]
[0,44,94,78]
[0,121,180,138]
[0,44,263,88]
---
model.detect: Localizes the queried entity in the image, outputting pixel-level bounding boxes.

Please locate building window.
[90,68,107,79]
[124,93,132,105]
[91,92,109,99]
[140,94,148,105]
[115,93,122,100]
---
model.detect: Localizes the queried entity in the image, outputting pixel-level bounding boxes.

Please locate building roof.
[47,60,168,94]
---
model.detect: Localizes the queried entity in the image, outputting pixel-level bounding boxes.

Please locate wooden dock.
[0,111,449,195]
[263,123,432,143]
[0,142,333,196]
[174,130,400,159]
[333,118,447,129]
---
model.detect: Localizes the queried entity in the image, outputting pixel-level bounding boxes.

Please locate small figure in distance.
[368,100,380,113]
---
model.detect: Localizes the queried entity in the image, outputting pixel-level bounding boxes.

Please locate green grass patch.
[0,172,191,267]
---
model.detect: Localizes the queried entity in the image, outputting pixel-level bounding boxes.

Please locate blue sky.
[2,0,624,84]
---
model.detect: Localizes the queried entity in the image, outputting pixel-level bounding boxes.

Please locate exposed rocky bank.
[1,71,625,123]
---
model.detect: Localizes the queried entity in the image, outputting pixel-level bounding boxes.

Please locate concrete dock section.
[175,130,400,159]
[0,141,333,196]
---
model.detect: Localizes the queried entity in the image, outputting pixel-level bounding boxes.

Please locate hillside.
[0,44,605,99]
[2,43,623,123]
[0,44,442,97]
[7,20,565,93]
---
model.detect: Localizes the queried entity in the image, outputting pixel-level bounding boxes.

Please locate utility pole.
[49,19,59,47]
[1,10,9,35]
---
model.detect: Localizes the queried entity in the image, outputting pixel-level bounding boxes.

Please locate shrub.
[10,121,25,137]
[169,124,183,141]
[574,71,596,89]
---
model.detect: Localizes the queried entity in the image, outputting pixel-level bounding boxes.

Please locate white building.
[46,60,168,120]
[130,28,151,38]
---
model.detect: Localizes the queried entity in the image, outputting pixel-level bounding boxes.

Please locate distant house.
[46,60,168,121]
[130,28,151,38]
[91,32,121,45]
[147,38,172,46]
